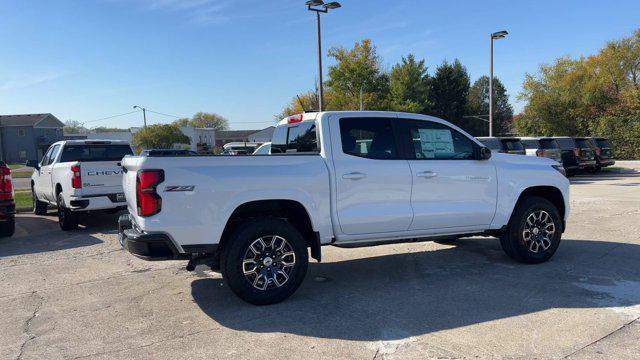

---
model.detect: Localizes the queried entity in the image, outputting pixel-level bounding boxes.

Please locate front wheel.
[220,218,309,305]
[32,188,48,215]
[0,216,15,237]
[500,196,562,264]
[57,193,78,231]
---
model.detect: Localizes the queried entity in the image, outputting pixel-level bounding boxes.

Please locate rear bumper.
[118,214,188,261]
[599,159,615,167]
[578,160,597,169]
[69,193,127,211]
[0,201,15,221]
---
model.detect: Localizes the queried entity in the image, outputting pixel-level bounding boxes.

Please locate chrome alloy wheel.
[522,210,556,253]
[242,236,296,290]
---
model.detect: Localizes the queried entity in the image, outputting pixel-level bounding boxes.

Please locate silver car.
[520,137,563,164]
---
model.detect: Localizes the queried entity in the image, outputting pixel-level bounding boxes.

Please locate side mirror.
[25,160,39,170]
[479,146,492,160]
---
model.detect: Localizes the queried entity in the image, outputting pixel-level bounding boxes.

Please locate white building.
[176,126,216,153]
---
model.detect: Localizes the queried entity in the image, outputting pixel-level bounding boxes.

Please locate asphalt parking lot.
[2,162,640,359]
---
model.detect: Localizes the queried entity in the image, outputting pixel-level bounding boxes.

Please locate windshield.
[555,138,576,149]
[574,139,592,148]
[60,144,133,162]
[595,139,610,148]
[540,139,559,150]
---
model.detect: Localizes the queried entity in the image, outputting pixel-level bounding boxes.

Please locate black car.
[553,137,597,176]
[587,137,616,171]
[0,161,15,237]
[476,137,526,155]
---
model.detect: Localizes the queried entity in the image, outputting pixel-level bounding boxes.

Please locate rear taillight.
[0,166,13,201]
[71,164,82,189]
[136,170,164,217]
[536,149,544,157]
[573,148,581,157]
[595,147,602,156]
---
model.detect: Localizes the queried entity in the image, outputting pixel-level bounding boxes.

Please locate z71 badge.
[164,185,195,192]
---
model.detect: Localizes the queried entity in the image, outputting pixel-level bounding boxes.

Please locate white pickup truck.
[120,111,569,305]
[29,140,134,230]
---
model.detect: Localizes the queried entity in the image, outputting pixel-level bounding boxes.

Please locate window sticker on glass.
[419,128,453,158]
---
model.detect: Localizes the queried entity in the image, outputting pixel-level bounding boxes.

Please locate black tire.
[220,218,308,305]
[57,192,78,231]
[32,188,48,215]
[0,216,15,237]
[500,196,562,264]
[565,169,576,177]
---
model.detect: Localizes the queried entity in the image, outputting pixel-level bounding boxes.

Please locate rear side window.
[340,118,397,159]
[271,122,319,154]
[555,138,575,149]
[478,138,501,150]
[502,139,524,151]
[574,139,592,148]
[521,140,539,149]
[540,139,559,149]
[595,139,610,148]
[60,144,133,162]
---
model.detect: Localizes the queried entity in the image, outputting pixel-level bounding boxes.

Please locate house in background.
[0,113,64,163]
[215,130,259,148]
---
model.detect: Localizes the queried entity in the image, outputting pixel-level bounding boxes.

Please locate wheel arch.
[513,186,566,230]
[218,199,322,262]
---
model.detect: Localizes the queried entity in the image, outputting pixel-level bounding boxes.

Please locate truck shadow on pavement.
[0,213,120,257]
[191,237,640,341]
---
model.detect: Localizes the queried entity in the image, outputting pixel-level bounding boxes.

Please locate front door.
[398,118,497,230]
[331,116,413,235]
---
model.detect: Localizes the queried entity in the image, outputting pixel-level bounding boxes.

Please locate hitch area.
[186,253,220,272]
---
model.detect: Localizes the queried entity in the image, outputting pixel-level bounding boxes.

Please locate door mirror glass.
[479,146,492,160]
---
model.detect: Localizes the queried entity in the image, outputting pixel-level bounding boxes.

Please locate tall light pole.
[306,1,341,112]
[489,30,508,137]
[133,105,147,128]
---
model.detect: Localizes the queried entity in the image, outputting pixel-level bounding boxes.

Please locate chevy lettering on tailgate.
[87,170,123,176]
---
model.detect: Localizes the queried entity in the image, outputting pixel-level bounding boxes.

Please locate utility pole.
[306,1,341,112]
[133,105,147,128]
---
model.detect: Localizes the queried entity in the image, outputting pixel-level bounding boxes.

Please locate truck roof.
[55,139,131,145]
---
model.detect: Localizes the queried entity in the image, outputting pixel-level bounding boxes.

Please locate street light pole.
[306,1,341,112]
[133,105,147,128]
[489,30,508,137]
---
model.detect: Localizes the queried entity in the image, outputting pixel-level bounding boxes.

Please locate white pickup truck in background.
[29,140,134,230]
[120,111,569,305]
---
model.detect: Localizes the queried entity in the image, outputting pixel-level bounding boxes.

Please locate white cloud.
[118,0,233,25]
[0,72,62,91]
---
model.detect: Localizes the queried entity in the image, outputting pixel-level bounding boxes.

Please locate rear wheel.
[57,193,78,231]
[500,196,562,264]
[32,188,48,215]
[220,218,308,305]
[0,216,15,237]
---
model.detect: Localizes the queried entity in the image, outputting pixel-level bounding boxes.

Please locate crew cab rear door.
[330,115,413,235]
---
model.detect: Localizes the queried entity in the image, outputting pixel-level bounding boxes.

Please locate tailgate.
[122,156,142,216]
[79,161,126,196]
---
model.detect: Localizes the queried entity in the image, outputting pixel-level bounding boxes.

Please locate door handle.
[416,171,437,178]
[342,172,366,180]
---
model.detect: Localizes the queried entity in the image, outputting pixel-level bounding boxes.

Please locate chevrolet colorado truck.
[29,140,134,230]
[120,111,570,305]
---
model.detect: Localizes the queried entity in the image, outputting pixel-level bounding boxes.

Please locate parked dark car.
[476,137,526,155]
[519,137,563,164]
[587,137,616,171]
[553,137,597,176]
[139,149,198,157]
[0,161,15,237]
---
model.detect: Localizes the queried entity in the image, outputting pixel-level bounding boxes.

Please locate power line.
[81,110,141,125]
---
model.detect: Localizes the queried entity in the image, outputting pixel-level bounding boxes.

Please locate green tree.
[132,124,190,151]
[325,39,390,111]
[173,112,229,130]
[466,76,514,136]
[92,126,128,133]
[277,89,319,119]
[430,59,471,130]
[388,54,430,113]
[63,120,87,134]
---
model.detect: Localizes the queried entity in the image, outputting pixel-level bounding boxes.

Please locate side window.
[47,145,61,165]
[406,121,475,160]
[339,118,397,160]
[41,146,54,166]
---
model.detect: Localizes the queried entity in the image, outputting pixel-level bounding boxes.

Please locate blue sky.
[1,0,638,130]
